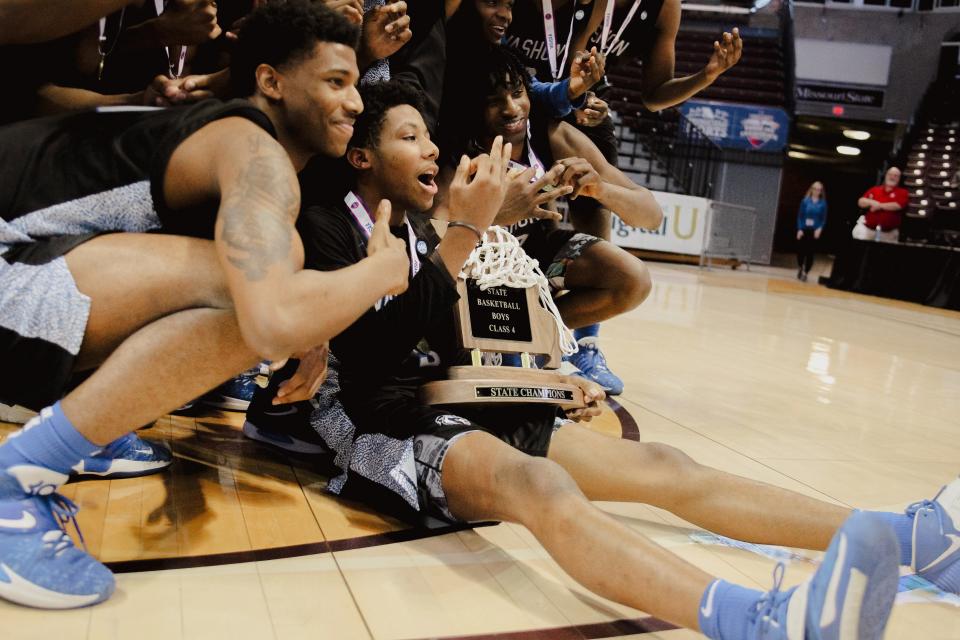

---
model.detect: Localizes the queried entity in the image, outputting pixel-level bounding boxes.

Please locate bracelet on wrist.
[447,220,485,244]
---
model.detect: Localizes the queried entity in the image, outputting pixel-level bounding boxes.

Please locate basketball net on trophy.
[420,226,586,409]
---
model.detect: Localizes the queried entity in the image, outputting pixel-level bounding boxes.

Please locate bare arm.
[858,197,874,209]
[35,83,146,115]
[639,0,741,112]
[550,121,662,229]
[169,118,408,361]
[0,0,140,44]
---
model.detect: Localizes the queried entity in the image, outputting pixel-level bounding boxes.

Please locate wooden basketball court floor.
[1,262,959,639]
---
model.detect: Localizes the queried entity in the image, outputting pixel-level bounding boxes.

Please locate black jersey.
[0,99,275,256]
[297,199,465,439]
[506,0,665,82]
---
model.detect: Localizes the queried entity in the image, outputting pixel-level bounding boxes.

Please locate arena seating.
[606,26,787,111]
[604,23,787,198]
[900,77,960,243]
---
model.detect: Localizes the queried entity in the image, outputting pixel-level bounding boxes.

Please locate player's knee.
[612,257,652,313]
[644,442,699,476]
[513,457,582,510]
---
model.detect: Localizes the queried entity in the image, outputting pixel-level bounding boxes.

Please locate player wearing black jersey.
[0,1,409,609]
[244,79,923,640]
[504,0,743,394]
[434,48,658,348]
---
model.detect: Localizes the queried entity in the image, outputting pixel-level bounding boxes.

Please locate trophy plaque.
[419,226,585,409]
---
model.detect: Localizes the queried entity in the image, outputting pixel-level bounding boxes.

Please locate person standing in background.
[796,181,827,282]
[854,166,908,243]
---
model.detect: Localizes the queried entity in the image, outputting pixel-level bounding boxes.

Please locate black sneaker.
[242,372,329,455]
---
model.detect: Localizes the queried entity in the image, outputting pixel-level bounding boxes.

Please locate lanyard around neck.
[600,0,644,56]
[154,0,188,78]
[506,121,547,181]
[343,191,422,278]
[541,0,579,81]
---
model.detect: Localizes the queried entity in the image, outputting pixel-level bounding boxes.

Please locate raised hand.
[496,163,573,226]
[554,157,603,200]
[704,27,742,82]
[568,47,605,100]
[360,1,413,65]
[366,199,410,295]
[325,0,364,24]
[154,0,221,46]
[447,136,513,232]
[573,92,609,128]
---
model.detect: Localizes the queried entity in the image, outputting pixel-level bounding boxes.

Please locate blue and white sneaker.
[201,366,261,412]
[565,338,624,396]
[71,433,172,480]
[0,465,114,608]
[908,476,960,594]
[748,512,898,639]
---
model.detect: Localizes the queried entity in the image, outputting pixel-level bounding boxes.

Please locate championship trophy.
[419,226,586,409]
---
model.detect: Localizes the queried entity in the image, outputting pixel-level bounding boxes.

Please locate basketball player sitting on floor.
[433,46,659,377]
[244,80,960,640]
[0,1,410,609]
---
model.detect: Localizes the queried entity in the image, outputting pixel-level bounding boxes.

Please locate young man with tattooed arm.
[0,1,407,609]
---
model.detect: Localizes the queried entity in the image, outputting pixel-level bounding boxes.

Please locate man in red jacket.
[853,167,909,242]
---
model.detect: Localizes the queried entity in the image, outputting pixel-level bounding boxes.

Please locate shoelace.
[589,345,613,373]
[39,493,86,557]
[905,499,936,518]
[750,563,787,635]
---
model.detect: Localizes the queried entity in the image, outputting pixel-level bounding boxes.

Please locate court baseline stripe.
[105,522,494,574]
[609,397,640,441]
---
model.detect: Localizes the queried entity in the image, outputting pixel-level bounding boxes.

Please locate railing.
[700,201,758,269]
[621,109,723,199]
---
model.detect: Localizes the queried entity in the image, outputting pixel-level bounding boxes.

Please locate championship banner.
[680,100,789,152]
[610,191,709,256]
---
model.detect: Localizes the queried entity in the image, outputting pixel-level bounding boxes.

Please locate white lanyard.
[154,0,188,78]
[344,191,422,277]
[541,0,578,81]
[507,121,547,181]
[600,0,644,56]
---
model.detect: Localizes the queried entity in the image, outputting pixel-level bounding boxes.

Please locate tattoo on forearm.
[219,134,299,281]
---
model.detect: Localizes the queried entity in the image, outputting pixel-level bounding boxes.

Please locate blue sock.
[0,402,100,475]
[698,579,764,640]
[574,324,600,341]
[871,511,914,566]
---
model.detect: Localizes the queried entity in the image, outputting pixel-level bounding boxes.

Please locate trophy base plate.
[420,367,585,409]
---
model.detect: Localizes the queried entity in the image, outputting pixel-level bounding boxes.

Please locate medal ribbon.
[344,191,422,277]
[541,0,579,81]
[154,0,188,78]
[600,0,644,56]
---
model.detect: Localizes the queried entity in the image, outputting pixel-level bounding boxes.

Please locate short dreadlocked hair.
[480,45,532,98]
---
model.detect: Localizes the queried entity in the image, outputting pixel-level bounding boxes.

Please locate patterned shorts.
[0,239,94,410]
[407,404,564,521]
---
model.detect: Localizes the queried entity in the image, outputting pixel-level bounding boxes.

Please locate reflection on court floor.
[1,263,958,640]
